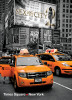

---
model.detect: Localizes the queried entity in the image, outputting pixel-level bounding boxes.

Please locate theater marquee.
[14,0,56,29]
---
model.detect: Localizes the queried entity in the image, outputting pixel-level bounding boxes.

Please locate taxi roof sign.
[45,49,58,53]
[19,48,29,55]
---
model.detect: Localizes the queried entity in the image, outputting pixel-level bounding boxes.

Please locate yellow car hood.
[16,65,51,73]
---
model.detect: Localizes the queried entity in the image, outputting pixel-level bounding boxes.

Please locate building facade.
[57,0,72,54]
[5,0,57,52]
[0,0,5,51]
[0,0,10,51]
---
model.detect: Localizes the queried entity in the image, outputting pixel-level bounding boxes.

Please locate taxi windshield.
[53,55,72,61]
[16,57,43,66]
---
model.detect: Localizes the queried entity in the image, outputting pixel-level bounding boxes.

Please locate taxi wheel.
[48,84,53,88]
[55,68,61,76]
[46,84,53,89]
[14,78,19,91]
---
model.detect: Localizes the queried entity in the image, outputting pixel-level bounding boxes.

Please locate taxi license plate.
[35,78,42,83]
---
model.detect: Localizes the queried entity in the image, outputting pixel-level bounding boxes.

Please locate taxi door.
[0,57,12,77]
[39,54,55,72]
[10,56,15,78]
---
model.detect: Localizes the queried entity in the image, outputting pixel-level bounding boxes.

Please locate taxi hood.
[16,65,51,73]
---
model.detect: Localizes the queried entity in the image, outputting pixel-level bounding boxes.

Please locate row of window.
[62,29,72,32]
[63,0,72,3]
[62,33,72,37]
[63,9,72,13]
[62,19,72,23]
[63,43,72,46]
[62,14,72,18]
[62,24,72,28]
[63,4,72,8]
[61,38,71,43]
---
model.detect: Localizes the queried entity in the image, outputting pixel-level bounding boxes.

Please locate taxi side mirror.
[44,62,47,65]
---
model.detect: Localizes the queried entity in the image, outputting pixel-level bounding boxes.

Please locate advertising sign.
[29,28,39,42]
[44,29,52,42]
[14,0,56,29]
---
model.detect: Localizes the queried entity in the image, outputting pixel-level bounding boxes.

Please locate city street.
[0,74,72,100]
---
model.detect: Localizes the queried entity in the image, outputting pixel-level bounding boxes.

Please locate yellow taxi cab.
[0,49,53,91]
[36,49,72,76]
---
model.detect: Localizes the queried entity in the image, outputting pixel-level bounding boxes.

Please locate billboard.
[14,0,56,29]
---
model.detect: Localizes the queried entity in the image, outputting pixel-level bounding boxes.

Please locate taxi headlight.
[62,63,70,67]
[47,71,52,76]
[18,73,26,78]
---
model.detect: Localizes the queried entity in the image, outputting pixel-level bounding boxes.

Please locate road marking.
[54,81,72,91]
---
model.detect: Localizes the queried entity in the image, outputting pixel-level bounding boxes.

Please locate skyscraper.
[0,0,9,51]
[0,0,5,23]
[56,0,72,54]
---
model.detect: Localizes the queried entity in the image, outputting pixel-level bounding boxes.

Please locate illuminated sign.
[14,0,56,29]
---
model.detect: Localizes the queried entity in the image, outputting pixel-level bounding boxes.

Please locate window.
[62,29,65,32]
[17,57,43,66]
[66,24,68,27]
[62,34,64,37]
[62,24,65,27]
[66,15,68,18]
[63,9,65,12]
[70,15,72,18]
[63,14,65,17]
[70,10,72,13]
[66,19,68,23]
[61,38,67,42]
[69,19,72,23]
[68,44,71,46]
[40,55,55,61]
[70,5,72,8]
[66,34,68,37]
[63,19,65,22]
[69,24,72,28]
[63,0,65,2]
[13,35,19,43]
[69,29,71,32]
[66,9,69,13]
[68,38,71,43]
[66,29,68,32]
[0,57,11,64]
[70,0,72,3]
[66,4,69,8]
[63,4,65,7]
[13,28,19,43]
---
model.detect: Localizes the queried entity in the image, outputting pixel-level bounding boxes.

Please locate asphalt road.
[0,74,72,100]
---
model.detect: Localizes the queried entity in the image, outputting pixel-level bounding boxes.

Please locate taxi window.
[53,55,72,61]
[0,57,11,64]
[16,57,43,66]
[40,55,55,61]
